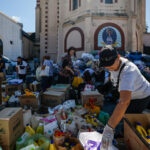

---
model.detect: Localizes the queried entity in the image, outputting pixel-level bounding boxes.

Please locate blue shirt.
[43,60,53,76]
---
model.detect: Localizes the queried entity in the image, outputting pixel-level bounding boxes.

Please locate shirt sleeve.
[119,66,136,92]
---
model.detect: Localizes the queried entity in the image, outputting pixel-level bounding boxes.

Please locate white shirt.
[16,61,27,75]
[110,57,150,100]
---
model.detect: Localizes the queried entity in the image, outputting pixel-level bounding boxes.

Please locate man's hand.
[101,124,114,149]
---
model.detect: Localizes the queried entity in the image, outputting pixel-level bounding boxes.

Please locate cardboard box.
[81,90,103,107]
[19,95,39,108]
[47,84,70,99]
[0,108,24,148]
[124,114,150,150]
[5,84,23,96]
[41,90,65,108]
[1,143,15,150]
[29,82,41,92]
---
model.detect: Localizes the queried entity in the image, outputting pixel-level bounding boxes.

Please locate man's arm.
[108,90,132,129]
[16,66,18,73]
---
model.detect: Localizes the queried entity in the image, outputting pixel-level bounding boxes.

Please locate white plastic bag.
[79,132,118,150]
[39,66,50,77]
[63,100,76,110]
[44,118,58,138]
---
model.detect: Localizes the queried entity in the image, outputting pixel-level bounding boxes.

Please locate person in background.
[62,47,76,68]
[59,59,74,84]
[0,55,5,73]
[41,56,53,91]
[99,45,150,149]
[59,47,80,84]
[83,68,95,85]
[16,56,27,82]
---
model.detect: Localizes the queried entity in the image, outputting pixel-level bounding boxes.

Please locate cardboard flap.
[0,108,22,120]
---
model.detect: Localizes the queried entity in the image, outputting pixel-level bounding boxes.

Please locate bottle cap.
[51,140,54,144]
[147,136,150,139]
[137,123,141,126]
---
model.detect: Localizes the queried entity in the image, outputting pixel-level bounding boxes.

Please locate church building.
[35,0,146,61]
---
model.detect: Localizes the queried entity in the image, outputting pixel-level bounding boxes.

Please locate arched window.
[0,39,3,55]
[64,27,84,52]
[105,0,113,4]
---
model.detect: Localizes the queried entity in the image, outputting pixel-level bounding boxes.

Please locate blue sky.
[0,0,150,32]
[0,0,36,32]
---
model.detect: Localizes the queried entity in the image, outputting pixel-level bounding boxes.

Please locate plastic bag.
[63,100,76,110]
[60,119,77,136]
[79,132,118,150]
[82,53,94,62]
[44,119,58,138]
[72,76,83,88]
[40,66,50,77]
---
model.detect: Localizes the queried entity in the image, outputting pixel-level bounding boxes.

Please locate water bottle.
[36,123,44,134]
[16,132,30,150]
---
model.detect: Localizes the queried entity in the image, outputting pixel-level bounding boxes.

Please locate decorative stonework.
[94,23,125,50]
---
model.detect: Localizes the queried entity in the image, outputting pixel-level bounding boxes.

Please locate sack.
[72,76,83,88]
[40,66,50,77]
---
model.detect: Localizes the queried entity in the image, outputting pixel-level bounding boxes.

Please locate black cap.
[99,45,118,67]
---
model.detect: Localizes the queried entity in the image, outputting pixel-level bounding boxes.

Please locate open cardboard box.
[124,114,150,150]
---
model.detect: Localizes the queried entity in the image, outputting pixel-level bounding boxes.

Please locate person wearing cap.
[99,45,150,149]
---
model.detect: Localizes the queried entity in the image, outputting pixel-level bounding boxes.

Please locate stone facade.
[0,11,23,61]
[36,0,146,61]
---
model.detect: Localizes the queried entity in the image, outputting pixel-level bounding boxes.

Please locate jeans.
[18,74,26,82]
[41,76,53,92]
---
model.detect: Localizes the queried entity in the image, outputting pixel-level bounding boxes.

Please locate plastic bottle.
[98,111,110,125]
[25,124,35,136]
[49,140,56,150]
[147,128,150,136]
[16,132,31,150]
[0,146,2,150]
[36,123,44,135]
[136,123,147,137]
